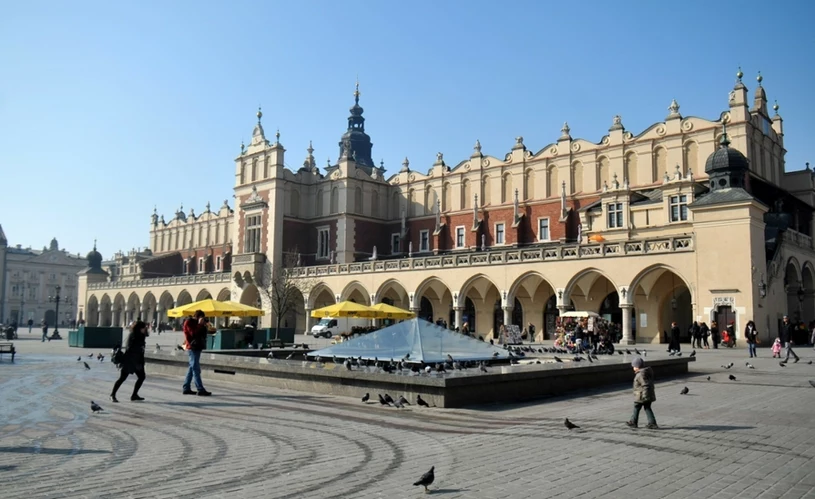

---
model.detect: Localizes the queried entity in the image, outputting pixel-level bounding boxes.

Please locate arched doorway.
[126,292,141,323]
[784,259,802,321]
[44,309,56,327]
[87,295,99,327]
[462,297,476,332]
[630,266,693,344]
[142,292,157,326]
[216,288,231,301]
[113,294,126,327]
[420,297,433,322]
[414,277,454,327]
[376,280,410,327]
[100,295,112,327]
[802,264,815,324]
[509,272,555,339]
[341,282,370,305]
[196,289,212,301]
[459,275,500,338]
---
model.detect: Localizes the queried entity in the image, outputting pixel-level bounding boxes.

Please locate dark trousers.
[112,368,146,397]
[669,337,680,352]
[702,336,709,348]
[631,401,657,425]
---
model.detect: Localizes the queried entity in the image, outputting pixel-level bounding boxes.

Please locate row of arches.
[85,287,232,328]
[300,266,694,343]
[783,257,815,323]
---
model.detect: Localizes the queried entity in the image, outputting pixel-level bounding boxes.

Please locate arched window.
[239,162,246,185]
[461,179,471,209]
[502,173,512,204]
[571,161,583,194]
[330,187,339,214]
[682,142,697,177]
[354,187,363,214]
[481,175,491,206]
[524,169,534,200]
[251,159,258,182]
[596,157,609,190]
[425,186,437,214]
[624,152,638,185]
[392,191,401,219]
[316,189,324,217]
[442,182,452,211]
[546,165,558,198]
[263,156,269,178]
[407,189,415,216]
[654,147,667,182]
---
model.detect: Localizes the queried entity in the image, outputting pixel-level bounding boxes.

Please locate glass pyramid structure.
[309,318,510,363]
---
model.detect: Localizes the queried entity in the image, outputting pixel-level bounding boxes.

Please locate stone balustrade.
[88,272,232,290]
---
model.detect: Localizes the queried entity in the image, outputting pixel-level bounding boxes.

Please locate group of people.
[109,309,214,402]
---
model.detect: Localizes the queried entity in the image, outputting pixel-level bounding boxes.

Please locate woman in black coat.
[110,320,148,402]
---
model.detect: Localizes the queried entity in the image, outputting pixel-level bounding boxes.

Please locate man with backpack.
[182,310,212,396]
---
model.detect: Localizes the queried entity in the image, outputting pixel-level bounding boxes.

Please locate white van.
[310,317,369,338]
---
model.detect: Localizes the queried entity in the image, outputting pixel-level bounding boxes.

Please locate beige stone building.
[0,229,86,327]
[77,71,815,345]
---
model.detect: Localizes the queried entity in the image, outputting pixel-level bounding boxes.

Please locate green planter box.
[69,326,123,349]
[264,328,295,344]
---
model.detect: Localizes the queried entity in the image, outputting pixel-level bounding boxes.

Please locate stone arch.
[125,292,141,323]
[87,295,100,327]
[100,294,112,327]
[142,292,157,325]
[596,156,610,191]
[157,291,174,326]
[251,158,258,182]
[340,281,371,305]
[546,164,558,198]
[508,271,557,339]
[802,263,815,322]
[785,257,803,319]
[240,284,260,309]
[457,274,501,338]
[563,268,618,309]
[375,279,410,310]
[570,161,583,194]
[414,276,454,326]
[216,288,231,301]
[176,289,193,306]
[624,151,638,185]
[113,293,126,327]
[785,256,802,282]
[196,289,212,301]
[308,283,336,309]
[628,265,693,344]
[461,178,471,209]
[502,172,512,204]
[524,169,534,200]
[682,141,698,177]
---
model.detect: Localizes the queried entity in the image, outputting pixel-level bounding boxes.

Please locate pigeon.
[729,374,736,381]
[98,355,105,362]
[809,380,815,388]
[417,395,430,407]
[90,401,103,413]
[383,394,395,405]
[747,363,755,369]
[155,344,161,351]
[706,376,711,381]
[83,362,91,370]
[809,361,813,365]
[378,394,390,406]
[553,356,563,363]
[680,386,689,395]
[480,363,489,373]
[361,393,369,403]
[398,395,410,406]
[564,418,580,430]
[689,350,696,358]
[87,353,94,358]
[393,399,404,409]
[413,466,435,493]
[176,345,184,351]
[76,356,81,362]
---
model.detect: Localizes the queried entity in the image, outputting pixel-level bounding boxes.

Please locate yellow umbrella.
[310,301,376,318]
[167,299,265,318]
[370,302,415,319]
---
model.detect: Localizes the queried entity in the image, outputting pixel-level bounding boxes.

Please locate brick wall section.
[282,218,338,265]
[141,252,182,278]
[353,218,394,258]
[236,189,270,254]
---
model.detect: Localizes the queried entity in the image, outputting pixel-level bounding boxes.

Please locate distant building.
[77,72,815,344]
[0,230,85,326]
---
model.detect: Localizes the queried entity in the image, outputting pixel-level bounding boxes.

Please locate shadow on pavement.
[664,425,755,431]
[0,447,111,455]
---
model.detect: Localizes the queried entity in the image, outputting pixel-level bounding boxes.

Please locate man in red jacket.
[182,310,212,396]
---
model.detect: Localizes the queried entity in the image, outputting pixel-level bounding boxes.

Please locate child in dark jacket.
[626,357,658,429]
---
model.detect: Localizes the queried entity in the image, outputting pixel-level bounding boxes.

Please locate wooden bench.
[0,342,15,362]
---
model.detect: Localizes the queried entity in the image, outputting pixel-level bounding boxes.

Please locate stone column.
[503,306,513,328]
[304,308,313,335]
[453,307,463,329]
[620,304,634,345]
[96,311,102,327]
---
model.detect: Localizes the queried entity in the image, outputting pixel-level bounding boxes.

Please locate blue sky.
[1,1,813,259]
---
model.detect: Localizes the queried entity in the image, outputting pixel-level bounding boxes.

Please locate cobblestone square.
[1,335,814,499]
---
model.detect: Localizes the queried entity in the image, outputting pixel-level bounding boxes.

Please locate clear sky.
[1,1,813,260]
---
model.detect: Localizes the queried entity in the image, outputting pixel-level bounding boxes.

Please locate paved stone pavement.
[1,336,814,499]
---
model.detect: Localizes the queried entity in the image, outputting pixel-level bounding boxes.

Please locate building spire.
[354,78,360,104]
[720,122,731,148]
[257,105,262,123]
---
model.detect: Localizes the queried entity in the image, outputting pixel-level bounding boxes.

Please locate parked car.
[310,317,369,338]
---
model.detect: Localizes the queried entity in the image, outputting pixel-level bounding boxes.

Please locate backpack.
[112,347,125,367]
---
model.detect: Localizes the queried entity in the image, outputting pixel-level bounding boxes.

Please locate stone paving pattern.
[1,332,814,498]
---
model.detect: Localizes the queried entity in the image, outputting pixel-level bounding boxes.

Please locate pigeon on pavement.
[413,466,435,493]
[564,418,580,430]
[91,401,103,413]
[729,374,737,381]
[361,393,369,403]
[83,362,91,370]
[417,395,430,407]
[680,386,689,395]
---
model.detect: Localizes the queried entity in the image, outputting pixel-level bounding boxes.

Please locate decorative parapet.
[88,272,232,291]
[232,253,267,266]
[781,230,813,251]
[289,236,694,278]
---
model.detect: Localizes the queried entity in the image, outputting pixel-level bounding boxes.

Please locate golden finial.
[257,105,262,122]
[736,66,743,81]
[757,71,763,86]
[354,77,360,102]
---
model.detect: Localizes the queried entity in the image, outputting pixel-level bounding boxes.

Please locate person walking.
[668,321,681,353]
[700,322,710,349]
[710,321,720,349]
[41,319,48,342]
[779,315,800,364]
[744,320,759,358]
[626,357,658,429]
[110,320,148,402]
[182,310,212,396]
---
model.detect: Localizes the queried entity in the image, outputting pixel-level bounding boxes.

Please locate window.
[391,233,400,254]
[317,227,330,259]
[538,218,550,241]
[607,202,624,228]
[245,214,262,253]
[495,223,505,245]
[198,257,204,273]
[183,260,189,274]
[419,230,429,252]
[669,195,689,222]
[49,273,56,281]
[11,285,18,297]
[215,255,222,272]
[456,226,465,248]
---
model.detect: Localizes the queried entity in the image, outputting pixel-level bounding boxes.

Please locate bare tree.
[258,249,315,340]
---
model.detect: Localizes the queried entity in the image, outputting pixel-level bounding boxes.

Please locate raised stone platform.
[145,351,693,408]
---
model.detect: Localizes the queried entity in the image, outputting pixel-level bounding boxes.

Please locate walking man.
[668,321,681,353]
[41,319,48,342]
[779,315,799,364]
[182,310,212,396]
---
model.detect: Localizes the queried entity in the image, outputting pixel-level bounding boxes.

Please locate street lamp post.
[48,285,63,340]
